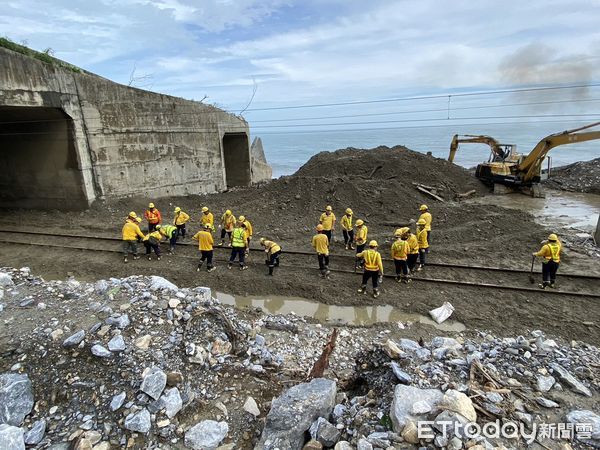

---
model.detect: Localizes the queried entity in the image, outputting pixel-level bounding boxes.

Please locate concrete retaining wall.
[0,46,271,209]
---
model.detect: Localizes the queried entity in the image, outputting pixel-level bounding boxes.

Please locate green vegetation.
[0,37,81,73]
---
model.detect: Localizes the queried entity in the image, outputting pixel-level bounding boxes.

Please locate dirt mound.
[295,145,486,199]
[545,157,600,194]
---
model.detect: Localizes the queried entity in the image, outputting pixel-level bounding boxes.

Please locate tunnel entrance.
[222,132,251,188]
[0,106,88,210]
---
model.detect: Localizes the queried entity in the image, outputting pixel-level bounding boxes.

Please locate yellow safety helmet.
[202,206,209,212]
[204,223,212,229]
[148,203,155,208]
[260,237,266,244]
[316,224,324,231]
[417,219,426,225]
[420,204,428,211]
[394,229,403,237]
[325,205,333,211]
[401,227,410,234]
[345,208,353,215]
[369,240,378,247]
[128,211,137,218]
[174,207,181,213]
[355,219,364,226]
[548,233,558,241]
[155,224,162,229]
[225,209,232,215]
[136,217,142,223]
[238,215,246,222]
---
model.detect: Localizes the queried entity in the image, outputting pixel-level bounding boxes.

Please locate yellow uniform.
[417,228,429,249]
[355,225,368,245]
[243,220,253,239]
[201,212,214,228]
[357,249,383,272]
[174,211,190,225]
[536,242,561,263]
[341,214,353,231]
[144,230,163,243]
[407,234,419,254]
[122,221,145,241]
[391,239,408,260]
[221,213,235,231]
[263,240,281,254]
[419,212,432,232]
[319,212,336,231]
[193,230,214,251]
[312,234,329,255]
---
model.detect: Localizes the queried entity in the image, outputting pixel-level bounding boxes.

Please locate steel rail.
[1,228,598,280]
[1,238,598,299]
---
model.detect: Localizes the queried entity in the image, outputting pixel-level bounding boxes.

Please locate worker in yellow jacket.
[391,229,410,283]
[260,238,282,276]
[404,227,419,274]
[219,209,236,246]
[143,225,163,261]
[201,207,215,232]
[416,219,429,271]
[312,224,330,277]
[418,204,432,240]
[357,240,384,298]
[122,212,145,263]
[341,208,354,250]
[173,207,190,239]
[240,215,253,255]
[354,219,368,269]
[319,206,336,243]
[193,223,216,272]
[533,233,561,289]
[228,218,248,270]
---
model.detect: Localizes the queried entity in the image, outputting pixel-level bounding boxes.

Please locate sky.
[2,0,600,128]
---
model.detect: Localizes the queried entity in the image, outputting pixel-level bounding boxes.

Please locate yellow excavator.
[450,122,600,196]
[448,134,517,164]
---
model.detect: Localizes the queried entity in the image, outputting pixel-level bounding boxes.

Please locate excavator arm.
[448,134,507,163]
[518,121,600,182]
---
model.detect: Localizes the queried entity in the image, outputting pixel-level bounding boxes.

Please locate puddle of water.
[216,292,466,332]
[469,190,600,232]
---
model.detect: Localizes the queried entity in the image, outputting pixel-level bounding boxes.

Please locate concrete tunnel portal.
[0,106,88,210]
[222,132,251,188]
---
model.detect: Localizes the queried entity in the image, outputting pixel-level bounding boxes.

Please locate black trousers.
[267,250,282,274]
[355,244,366,267]
[144,241,160,256]
[229,247,246,265]
[343,230,354,245]
[317,254,330,271]
[407,254,419,271]
[148,223,159,233]
[220,229,232,240]
[323,230,332,242]
[122,240,137,257]
[199,250,213,268]
[168,234,178,250]
[542,261,559,283]
[362,270,379,289]
[394,259,408,276]
[176,224,186,238]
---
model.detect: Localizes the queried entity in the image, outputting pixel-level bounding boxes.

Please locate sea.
[256,121,600,178]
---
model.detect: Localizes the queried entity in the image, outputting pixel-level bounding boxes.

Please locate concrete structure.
[0,46,271,209]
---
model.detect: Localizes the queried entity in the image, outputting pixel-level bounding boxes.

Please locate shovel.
[528,255,536,284]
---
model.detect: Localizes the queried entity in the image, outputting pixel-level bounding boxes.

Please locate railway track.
[1,228,599,298]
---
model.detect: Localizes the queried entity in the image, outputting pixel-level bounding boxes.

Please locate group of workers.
[122,202,560,295]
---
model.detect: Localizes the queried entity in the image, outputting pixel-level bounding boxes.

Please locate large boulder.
[550,363,593,397]
[438,389,477,422]
[390,384,444,433]
[0,424,25,450]
[185,420,229,449]
[0,373,34,426]
[566,410,600,445]
[256,378,337,450]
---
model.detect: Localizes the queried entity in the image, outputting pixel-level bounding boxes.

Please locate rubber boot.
[197,262,203,272]
[358,285,367,294]
[373,288,380,298]
[207,266,216,273]
[268,266,274,276]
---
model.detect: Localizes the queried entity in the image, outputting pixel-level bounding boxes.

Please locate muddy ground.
[1,146,599,344]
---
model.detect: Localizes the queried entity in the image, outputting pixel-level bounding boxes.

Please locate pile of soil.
[545,157,600,194]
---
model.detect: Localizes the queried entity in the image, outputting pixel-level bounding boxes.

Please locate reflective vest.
[417,228,429,249]
[232,227,246,248]
[161,225,177,238]
[145,209,161,224]
[407,234,419,254]
[539,242,561,263]
[341,214,353,231]
[362,249,382,272]
[201,212,214,227]
[355,225,368,245]
[391,239,408,260]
